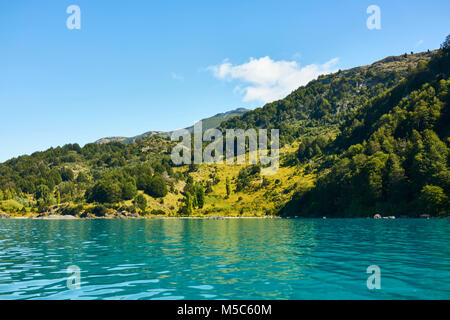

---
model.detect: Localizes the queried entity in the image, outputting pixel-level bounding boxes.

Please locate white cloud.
[415,39,424,48]
[208,56,339,104]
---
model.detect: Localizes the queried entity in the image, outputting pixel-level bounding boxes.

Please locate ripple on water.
[0,219,449,300]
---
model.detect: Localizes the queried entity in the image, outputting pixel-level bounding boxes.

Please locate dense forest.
[0,36,448,218]
[0,136,179,216]
[220,50,436,145]
[282,38,450,217]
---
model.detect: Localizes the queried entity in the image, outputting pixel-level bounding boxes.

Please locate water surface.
[0,219,449,300]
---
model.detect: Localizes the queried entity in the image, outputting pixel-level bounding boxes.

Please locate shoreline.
[1,213,447,220]
[3,215,280,220]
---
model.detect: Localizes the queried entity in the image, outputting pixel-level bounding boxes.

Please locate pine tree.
[195,183,205,209]
[183,193,193,215]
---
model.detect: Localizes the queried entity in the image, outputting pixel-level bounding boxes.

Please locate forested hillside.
[220,51,436,145]
[0,38,448,218]
[0,136,179,216]
[281,41,449,217]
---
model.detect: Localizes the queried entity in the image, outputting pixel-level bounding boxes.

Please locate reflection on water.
[0,219,449,299]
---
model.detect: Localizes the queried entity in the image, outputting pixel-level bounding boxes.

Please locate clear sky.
[0,0,449,162]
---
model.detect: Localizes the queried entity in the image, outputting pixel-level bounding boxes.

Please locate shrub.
[86,180,121,204]
[144,174,168,198]
[133,194,147,211]
[92,205,107,217]
[121,181,137,200]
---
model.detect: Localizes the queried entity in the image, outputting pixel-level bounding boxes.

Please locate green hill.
[220,51,436,145]
[281,44,450,217]
[0,39,448,218]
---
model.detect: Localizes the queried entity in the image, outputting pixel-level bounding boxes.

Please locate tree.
[61,168,74,182]
[418,185,448,216]
[144,174,168,198]
[92,205,107,217]
[225,177,231,199]
[152,163,165,174]
[183,175,194,195]
[236,165,261,192]
[383,154,408,202]
[133,194,147,212]
[56,191,61,204]
[57,181,75,202]
[35,185,51,202]
[86,180,121,204]
[441,34,450,51]
[4,189,12,200]
[137,174,153,191]
[205,180,213,194]
[411,130,448,187]
[76,172,89,183]
[194,183,205,209]
[121,181,137,200]
[180,192,193,215]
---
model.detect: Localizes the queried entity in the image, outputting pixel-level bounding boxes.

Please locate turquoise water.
[0,219,449,300]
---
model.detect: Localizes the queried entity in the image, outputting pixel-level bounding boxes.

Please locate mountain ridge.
[95,107,249,145]
[0,43,448,218]
[219,50,438,146]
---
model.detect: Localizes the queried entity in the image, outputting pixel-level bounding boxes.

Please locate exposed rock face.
[374,214,382,219]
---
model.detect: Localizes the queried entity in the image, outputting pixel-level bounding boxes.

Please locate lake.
[0,218,449,300]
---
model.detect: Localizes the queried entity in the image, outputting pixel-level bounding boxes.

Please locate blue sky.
[0,0,449,162]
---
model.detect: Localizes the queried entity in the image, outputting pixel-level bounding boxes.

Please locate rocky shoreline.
[0,210,447,220]
[0,212,12,219]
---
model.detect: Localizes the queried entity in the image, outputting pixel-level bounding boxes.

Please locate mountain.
[95,108,249,144]
[182,108,249,134]
[280,45,450,217]
[0,41,448,218]
[220,51,437,145]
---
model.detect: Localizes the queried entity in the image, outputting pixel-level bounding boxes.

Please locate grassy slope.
[2,145,314,217]
[185,147,315,217]
[117,145,315,217]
